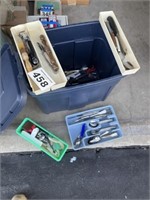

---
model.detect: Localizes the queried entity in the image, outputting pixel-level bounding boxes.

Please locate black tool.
[105,21,117,48]
[107,16,118,37]
[107,16,126,55]
[66,66,99,86]
[19,32,39,66]
[107,16,134,70]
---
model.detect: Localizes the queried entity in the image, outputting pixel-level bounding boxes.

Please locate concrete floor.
[0,0,150,152]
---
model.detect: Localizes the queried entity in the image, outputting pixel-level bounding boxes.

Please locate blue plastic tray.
[65,105,123,150]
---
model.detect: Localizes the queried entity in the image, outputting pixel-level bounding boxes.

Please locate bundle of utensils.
[66,106,122,150]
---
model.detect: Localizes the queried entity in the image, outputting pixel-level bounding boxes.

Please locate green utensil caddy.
[16,118,68,162]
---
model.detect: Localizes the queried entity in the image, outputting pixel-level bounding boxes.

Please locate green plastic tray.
[16,118,68,162]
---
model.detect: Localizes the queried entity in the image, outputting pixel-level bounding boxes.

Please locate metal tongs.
[35,131,64,157]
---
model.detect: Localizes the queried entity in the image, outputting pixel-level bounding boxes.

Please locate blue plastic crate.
[65,105,123,150]
[28,21,122,113]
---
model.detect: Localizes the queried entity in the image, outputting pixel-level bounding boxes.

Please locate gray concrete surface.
[0,0,150,152]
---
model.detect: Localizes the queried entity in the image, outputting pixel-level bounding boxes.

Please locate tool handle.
[40,34,59,71]
[47,135,64,149]
[107,16,118,36]
[80,123,86,138]
[110,32,117,47]
[43,52,53,65]
[105,21,117,47]
[21,50,33,72]
[28,40,35,54]
[27,40,39,66]
[107,16,127,55]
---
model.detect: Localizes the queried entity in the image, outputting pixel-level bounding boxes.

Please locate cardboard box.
[12,0,28,9]
[0,1,8,25]
[1,6,27,38]
[0,1,28,26]
[6,6,27,26]
[61,0,90,5]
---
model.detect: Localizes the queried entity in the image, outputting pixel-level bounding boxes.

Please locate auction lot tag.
[28,68,55,91]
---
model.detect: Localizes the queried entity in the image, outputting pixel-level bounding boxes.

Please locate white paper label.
[28,68,55,91]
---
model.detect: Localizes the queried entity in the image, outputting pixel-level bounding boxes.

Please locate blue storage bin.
[28,21,122,113]
[0,44,27,131]
[0,21,123,131]
[65,105,123,150]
